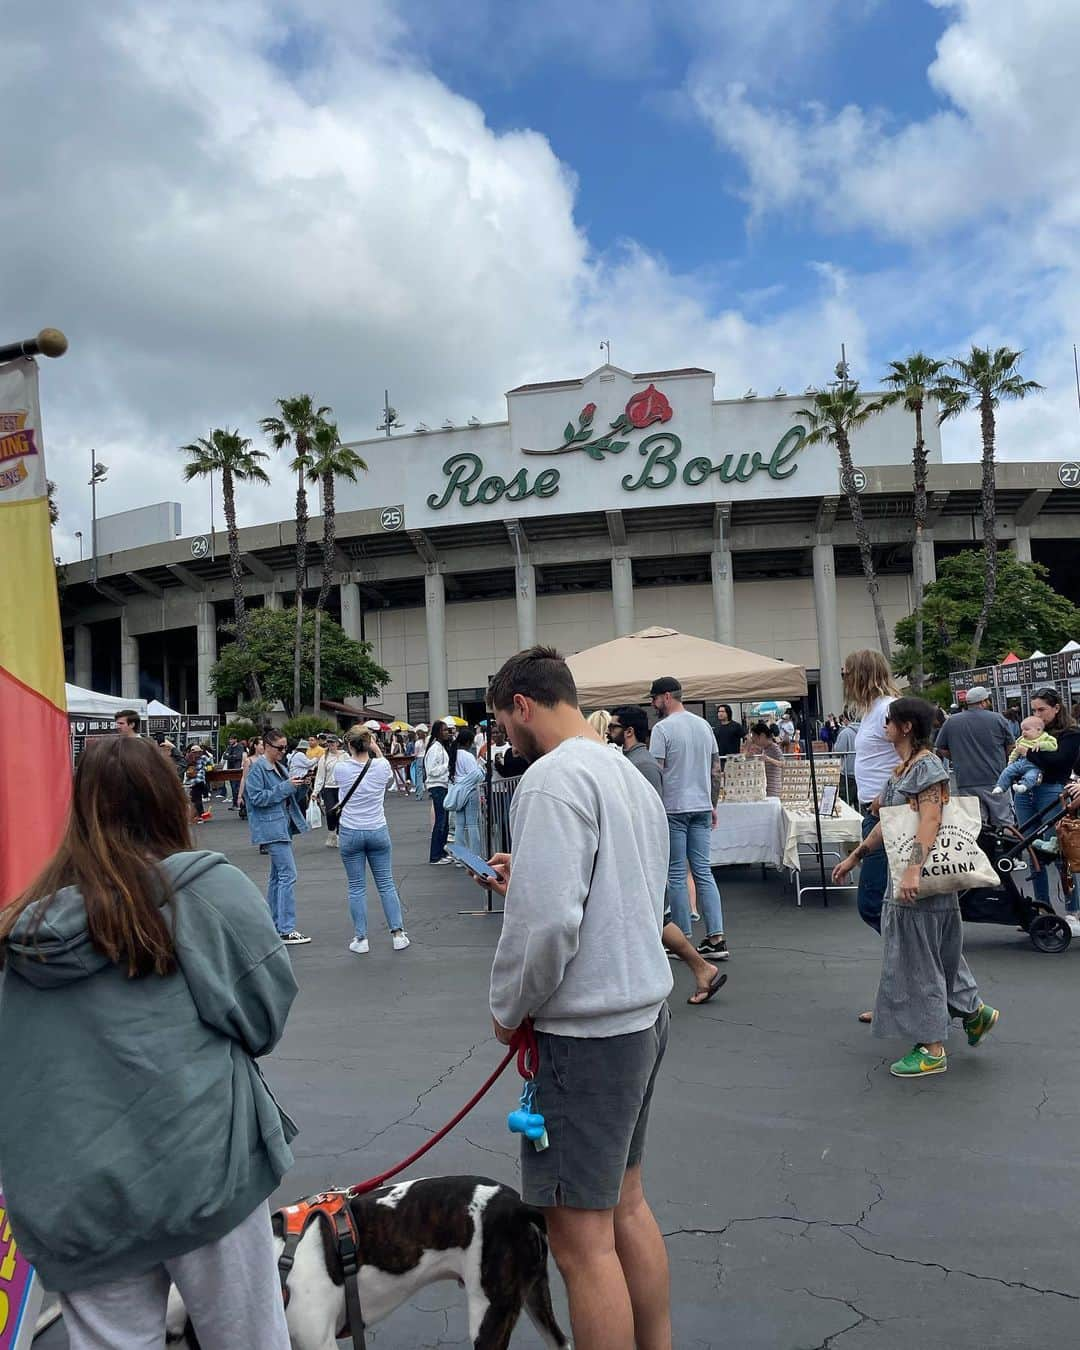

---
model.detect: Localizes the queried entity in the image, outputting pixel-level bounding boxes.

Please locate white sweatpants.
[59,1201,290,1350]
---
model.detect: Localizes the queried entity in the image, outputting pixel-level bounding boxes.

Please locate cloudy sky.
[6,0,1079,561]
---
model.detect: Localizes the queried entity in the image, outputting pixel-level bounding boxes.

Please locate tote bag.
[306,798,324,830]
[879,795,998,899]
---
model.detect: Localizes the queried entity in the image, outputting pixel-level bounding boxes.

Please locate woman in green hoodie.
[0,736,297,1349]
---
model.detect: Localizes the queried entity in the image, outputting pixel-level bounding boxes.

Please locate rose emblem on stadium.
[612,384,673,433]
[523,387,674,458]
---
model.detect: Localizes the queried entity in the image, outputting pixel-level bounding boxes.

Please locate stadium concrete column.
[195,600,218,713]
[1012,525,1033,564]
[710,546,735,645]
[264,589,283,610]
[425,567,448,721]
[515,560,537,649]
[812,541,843,717]
[74,624,92,689]
[611,555,635,637]
[120,611,139,700]
[339,581,362,642]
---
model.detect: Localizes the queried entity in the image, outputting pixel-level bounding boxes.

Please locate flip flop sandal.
[688,970,728,1006]
[858,1011,873,1023]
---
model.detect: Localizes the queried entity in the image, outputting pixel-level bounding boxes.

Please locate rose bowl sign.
[427,384,806,512]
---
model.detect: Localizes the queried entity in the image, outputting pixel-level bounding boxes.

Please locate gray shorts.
[521,1004,670,1210]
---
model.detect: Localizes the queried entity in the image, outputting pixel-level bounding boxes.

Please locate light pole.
[89,452,108,583]
[376,390,403,437]
[75,530,83,560]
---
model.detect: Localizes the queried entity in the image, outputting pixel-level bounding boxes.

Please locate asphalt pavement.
[38,792,1080,1348]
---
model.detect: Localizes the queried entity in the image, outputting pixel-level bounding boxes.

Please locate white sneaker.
[349,938,369,955]
[392,932,411,952]
[324,834,336,847]
[431,857,453,866]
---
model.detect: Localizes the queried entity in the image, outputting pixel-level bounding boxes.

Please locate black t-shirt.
[714,721,744,757]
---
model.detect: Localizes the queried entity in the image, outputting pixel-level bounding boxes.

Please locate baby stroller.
[959,794,1074,953]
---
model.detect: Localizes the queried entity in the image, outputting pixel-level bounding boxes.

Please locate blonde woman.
[843,649,901,1023]
[587,709,622,751]
[314,735,347,849]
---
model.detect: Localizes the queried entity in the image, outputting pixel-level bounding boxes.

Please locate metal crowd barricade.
[480,773,522,855]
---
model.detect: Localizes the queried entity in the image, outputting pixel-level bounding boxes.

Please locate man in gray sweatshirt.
[485,647,673,1350]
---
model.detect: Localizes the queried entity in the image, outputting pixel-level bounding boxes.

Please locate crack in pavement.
[790,1288,880,1349]
[664,1212,1080,1303]
[358,1038,491,1152]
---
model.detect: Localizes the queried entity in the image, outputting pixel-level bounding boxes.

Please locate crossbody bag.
[325,759,373,832]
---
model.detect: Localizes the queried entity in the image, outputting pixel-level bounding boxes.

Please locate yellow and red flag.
[0,357,69,904]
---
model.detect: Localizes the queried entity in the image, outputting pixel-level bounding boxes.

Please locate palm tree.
[307,422,368,713]
[879,355,951,690]
[181,430,271,698]
[794,384,891,658]
[938,347,1042,664]
[259,396,332,714]
[309,421,368,613]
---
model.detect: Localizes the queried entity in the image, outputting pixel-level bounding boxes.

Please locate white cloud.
[4,0,881,561]
[687,0,1080,465]
[692,0,1080,239]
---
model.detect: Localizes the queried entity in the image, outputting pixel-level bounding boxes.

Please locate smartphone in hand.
[444,842,500,881]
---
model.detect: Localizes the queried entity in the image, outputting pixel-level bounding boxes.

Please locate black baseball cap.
[650,676,682,698]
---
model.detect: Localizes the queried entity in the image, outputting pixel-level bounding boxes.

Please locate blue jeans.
[411,760,425,799]
[1017,782,1078,911]
[996,758,1041,793]
[458,792,482,856]
[429,787,449,862]
[667,812,724,937]
[265,841,297,934]
[338,826,404,938]
[856,810,888,933]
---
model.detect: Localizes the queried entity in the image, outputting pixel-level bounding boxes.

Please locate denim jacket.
[244,756,310,845]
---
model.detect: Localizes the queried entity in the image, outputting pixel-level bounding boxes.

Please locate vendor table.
[782,799,864,905]
[709,797,863,906]
[710,799,787,869]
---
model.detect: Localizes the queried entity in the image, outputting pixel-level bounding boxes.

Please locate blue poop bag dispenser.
[508,1081,549,1151]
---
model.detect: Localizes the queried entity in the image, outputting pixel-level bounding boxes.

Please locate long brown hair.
[842,649,900,714]
[0,737,194,977]
[1032,688,1076,733]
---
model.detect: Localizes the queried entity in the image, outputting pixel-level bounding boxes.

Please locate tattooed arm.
[897,783,945,904]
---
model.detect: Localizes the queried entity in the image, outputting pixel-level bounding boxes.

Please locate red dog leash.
[347,1022,538,1198]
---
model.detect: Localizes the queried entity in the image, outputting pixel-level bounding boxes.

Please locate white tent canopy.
[146,698,180,717]
[1059,640,1080,653]
[65,684,148,717]
[566,627,808,707]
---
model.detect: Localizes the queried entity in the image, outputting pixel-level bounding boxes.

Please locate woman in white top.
[843,649,901,1022]
[410,732,427,800]
[333,728,409,954]
[448,726,484,860]
[314,736,347,848]
[423,722,453,864]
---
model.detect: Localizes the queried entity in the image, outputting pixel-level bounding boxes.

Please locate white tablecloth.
[781,800,864,871]
[710,799,787,868]
[709,798,864,872]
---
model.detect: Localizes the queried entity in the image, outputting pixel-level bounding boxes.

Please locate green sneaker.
[890,1045,947,1078]
[963,1003,999,1047]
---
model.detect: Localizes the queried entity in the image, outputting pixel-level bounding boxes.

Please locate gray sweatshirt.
[490,736,673,1037]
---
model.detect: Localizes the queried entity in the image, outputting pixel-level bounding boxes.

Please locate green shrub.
[281,714,338,743]
[224,719,260,744]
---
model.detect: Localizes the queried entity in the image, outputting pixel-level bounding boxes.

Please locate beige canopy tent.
[566,626,808,706]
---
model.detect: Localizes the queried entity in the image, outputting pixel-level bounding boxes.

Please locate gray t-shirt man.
[625,742,662,794]
[935,703,1014,790]
[649,710,716,814]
